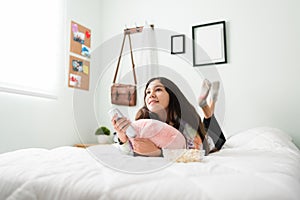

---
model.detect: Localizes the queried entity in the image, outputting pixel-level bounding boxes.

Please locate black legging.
[203,115,226,150]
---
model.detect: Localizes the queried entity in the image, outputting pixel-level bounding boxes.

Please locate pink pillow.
[130,119,186,149]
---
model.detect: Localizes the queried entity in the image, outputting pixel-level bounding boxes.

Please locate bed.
[1,126,300,200]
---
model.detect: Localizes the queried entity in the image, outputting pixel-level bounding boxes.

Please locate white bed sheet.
[0,127,300,200]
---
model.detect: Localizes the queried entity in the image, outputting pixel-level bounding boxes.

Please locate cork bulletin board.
[70,21,91,57]
[68,21,91,91]
[68,55,90,90]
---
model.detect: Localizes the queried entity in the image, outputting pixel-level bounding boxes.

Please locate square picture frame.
[171,34,185,54]
[192,21,227,66]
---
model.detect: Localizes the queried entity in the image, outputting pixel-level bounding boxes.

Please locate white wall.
[0,0,299,153]
[96,0,300,147]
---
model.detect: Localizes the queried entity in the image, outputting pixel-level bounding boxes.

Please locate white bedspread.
[0,127,300,200]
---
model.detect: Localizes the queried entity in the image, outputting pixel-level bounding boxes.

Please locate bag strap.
[112,32,137,85]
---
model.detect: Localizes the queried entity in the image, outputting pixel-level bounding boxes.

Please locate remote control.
[108,108,137,138]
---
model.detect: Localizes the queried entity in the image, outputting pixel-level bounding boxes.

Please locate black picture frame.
[171,34,185,54]
[192,21,227,66]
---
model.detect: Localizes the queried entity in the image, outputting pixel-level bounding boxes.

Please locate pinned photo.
[72,59,83,72]
[69,74,82,87]
[81,44,90,58]
[73,31,85,44]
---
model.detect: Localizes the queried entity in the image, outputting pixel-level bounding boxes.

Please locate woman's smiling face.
[145,79,170,114]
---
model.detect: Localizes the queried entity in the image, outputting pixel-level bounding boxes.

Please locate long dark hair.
[135,77,209,151]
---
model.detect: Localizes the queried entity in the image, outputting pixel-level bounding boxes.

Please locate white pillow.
[224,126,298,150]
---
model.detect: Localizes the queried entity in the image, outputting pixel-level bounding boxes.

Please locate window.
[0,0,64,99]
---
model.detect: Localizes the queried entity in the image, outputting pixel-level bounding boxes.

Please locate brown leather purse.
[111,32,137,106]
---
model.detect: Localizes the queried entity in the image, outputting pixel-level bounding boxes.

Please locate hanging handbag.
[111,32,137,106]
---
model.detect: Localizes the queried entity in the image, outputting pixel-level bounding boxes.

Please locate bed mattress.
[0,127,299,200]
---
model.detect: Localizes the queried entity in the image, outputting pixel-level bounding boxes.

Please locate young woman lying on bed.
[111,77,226,156]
